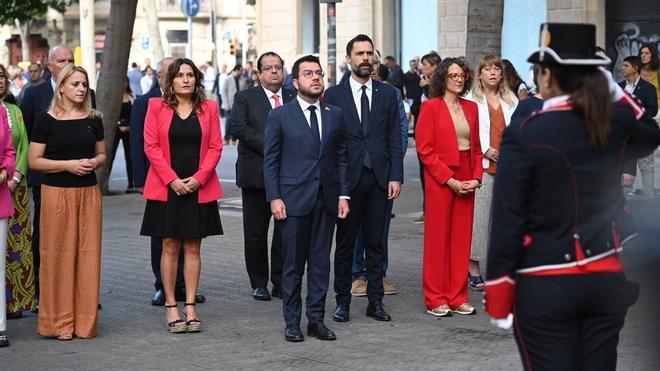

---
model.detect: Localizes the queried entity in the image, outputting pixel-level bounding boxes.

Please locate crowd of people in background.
[0,25,658,371]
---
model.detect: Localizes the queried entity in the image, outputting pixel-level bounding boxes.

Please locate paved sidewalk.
[2,147,659,370]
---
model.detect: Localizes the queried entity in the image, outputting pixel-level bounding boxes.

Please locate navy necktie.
[361,85,372,169]
[308,105,321,149]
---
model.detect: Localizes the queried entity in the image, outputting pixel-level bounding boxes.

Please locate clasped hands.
[68,158,97,176]
[446,178,480,195]
[169,177,201,196]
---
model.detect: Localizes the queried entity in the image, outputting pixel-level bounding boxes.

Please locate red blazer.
[143,98,224,203]
[415,97,483,185]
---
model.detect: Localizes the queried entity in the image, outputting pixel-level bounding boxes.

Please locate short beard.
[299,87,322,100]
[351,62,373,78]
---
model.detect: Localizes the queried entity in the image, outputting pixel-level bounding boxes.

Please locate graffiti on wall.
[612,23,660,82]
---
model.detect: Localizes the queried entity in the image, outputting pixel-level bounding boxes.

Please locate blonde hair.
[470,54,516,107]
[50,64,102,119]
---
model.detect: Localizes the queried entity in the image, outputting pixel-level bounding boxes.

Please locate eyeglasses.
[301,70,325,79]
[447,73,469,81]
[262,65,283,72]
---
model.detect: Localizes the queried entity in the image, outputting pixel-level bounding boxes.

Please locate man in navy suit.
[264,55,350,342]
[20,45,96,304]
[619,56,659,198]
[129,57,195,306]
[231,52,295,301]
[324,34,403,323]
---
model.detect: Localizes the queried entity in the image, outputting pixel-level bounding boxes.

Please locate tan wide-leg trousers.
[37,185,102,339]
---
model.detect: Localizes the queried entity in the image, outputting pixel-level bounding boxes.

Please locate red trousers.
[423,151,474,310]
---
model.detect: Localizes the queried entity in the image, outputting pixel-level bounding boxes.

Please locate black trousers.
[110,129,134,188]
[242,188,282,290]
[150,237,185,291]
[278,190,334,326]
[31,185,41,298]
[335,167,388,306]
[514,273,630,371]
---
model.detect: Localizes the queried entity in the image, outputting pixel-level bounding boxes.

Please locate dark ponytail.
[548,65,611,147]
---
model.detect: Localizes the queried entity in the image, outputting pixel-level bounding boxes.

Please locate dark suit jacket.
[487,101,660,280]
[231,86,295,188]
[510,96,543,125]
[619,78,659,175]
[129,84,161,187]
[323,79,403,191]
[263,99,349,216]
[21,80,96,186]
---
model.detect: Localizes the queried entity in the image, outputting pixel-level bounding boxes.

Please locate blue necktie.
[308,105,321,149]
[361,85,372,169]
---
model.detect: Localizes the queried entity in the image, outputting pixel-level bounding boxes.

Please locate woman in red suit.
[141,58,223,333]
[416,58,483,317]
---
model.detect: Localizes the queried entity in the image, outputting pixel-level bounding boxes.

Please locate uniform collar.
[542,94,571,110]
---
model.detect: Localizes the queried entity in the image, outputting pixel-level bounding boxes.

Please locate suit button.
[585,249,591,256]
[315,177,319,180]
[573,233,580,240]
[606,242,611,248]
[564,253,571,261]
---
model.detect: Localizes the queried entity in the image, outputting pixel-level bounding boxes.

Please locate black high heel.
[183,303,203,333]
[165,304,186,333]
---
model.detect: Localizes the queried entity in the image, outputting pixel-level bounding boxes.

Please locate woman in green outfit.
[0,63,36,319]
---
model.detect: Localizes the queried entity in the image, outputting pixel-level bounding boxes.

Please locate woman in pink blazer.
[0,103,17,347]
[140,58,223,334]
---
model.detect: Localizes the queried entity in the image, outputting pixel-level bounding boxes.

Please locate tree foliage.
[0,0,71,25]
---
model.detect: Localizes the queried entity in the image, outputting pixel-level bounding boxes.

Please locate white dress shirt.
[349,76,373,120]
[262,85,284,109]
[296,95,322,141]
[624,76,640,95]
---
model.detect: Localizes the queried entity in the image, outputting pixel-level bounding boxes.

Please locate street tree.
[0,0,70,62]
[96,0,139,194]
[465,0,504,70]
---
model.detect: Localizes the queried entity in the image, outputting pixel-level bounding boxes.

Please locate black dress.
[140,112,223,238]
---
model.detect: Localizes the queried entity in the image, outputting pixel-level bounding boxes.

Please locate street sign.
[181,0,200,18]
[140,36,151,50]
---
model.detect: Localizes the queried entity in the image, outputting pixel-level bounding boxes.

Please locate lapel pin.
[324,106,330,111]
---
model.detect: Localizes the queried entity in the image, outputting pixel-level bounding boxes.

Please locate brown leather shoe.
[351,278,367,297]
[383,278,397,295]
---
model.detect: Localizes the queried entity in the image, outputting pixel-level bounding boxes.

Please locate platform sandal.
[183,303,203,333]
[165,303,187,333]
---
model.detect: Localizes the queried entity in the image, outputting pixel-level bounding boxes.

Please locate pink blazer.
[0,105,16,218]
[143,98,223,203]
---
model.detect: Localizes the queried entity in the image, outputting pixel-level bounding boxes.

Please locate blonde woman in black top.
[29,64,106,340]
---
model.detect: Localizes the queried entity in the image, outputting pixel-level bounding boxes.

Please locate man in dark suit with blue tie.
[231,52,295,301]
[264,55,350,342]
[129,57,196,306]
[20,45,96,305]
[619,56,659,196]
[324,34,403,323]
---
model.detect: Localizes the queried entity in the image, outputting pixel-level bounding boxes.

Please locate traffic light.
[229,39,236,55]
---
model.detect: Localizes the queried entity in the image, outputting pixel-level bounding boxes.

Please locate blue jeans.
[352,199,393,281]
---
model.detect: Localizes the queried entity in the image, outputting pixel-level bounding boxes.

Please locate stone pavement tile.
[2,182,659,370]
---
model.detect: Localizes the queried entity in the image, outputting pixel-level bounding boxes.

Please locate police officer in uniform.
[484,23,660,371]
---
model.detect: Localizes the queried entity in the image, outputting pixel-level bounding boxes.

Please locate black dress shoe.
[284,325,304,342]
[307,322,336,340]
[271,285,283,299]
[195,294,206,303]
[151,289,165,306]
[367,301,392,321]
[332,304,350,322]
[253,287,272,301]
